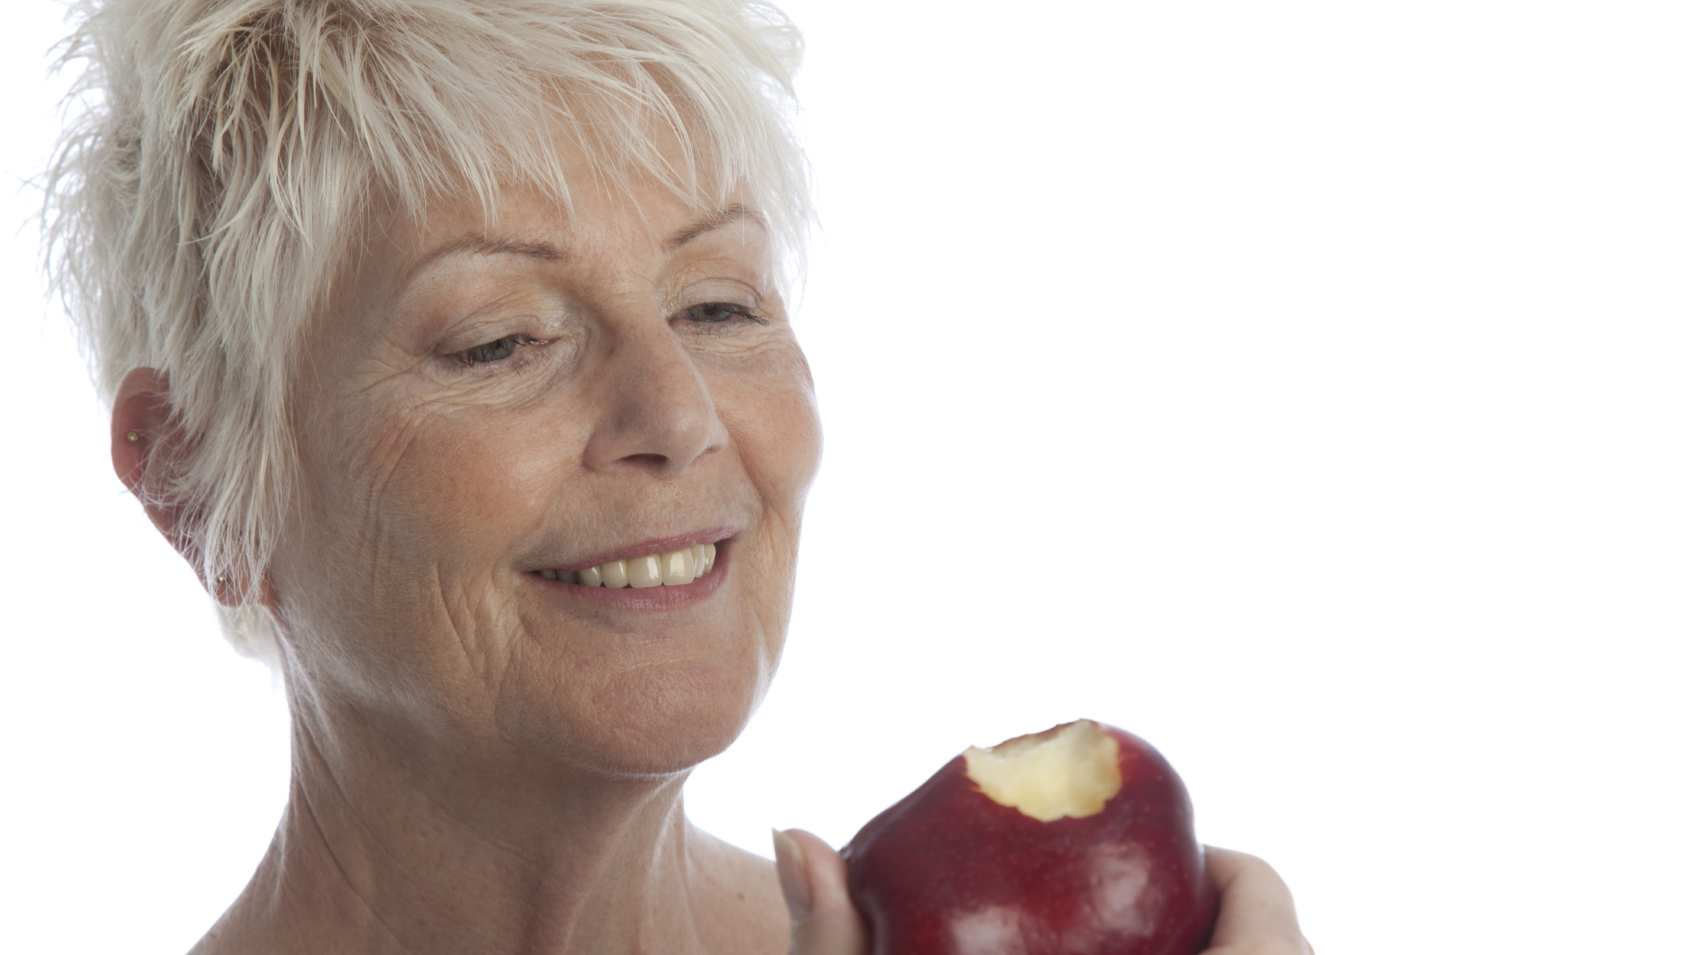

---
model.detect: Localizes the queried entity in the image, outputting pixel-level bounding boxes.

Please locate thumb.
[773,828,872,955]
[1201,846,1313,955]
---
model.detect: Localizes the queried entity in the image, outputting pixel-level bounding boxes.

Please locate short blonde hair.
[45,0,811,664]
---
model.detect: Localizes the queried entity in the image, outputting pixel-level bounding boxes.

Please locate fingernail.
[772,828,813,921]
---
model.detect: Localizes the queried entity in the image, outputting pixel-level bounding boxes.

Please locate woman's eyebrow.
[669,204,768,249]
[405,208,761,283]
[405,233,565,283]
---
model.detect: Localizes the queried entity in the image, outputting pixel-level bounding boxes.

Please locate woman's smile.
[527,531,738,613]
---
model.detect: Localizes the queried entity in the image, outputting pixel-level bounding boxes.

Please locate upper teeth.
[539,542,716,588]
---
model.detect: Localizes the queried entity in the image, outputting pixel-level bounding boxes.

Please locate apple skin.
[841,722,1218,955]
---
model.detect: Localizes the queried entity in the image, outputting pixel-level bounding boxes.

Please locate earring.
[214,575,227,585]
[126,431,140,443]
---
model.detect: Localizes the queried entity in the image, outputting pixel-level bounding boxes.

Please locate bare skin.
[108,151,1310,955]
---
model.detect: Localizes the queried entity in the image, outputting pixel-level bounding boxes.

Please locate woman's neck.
[188,700,788,955]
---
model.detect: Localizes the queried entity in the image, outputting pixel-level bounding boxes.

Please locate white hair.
[44,0,811,666]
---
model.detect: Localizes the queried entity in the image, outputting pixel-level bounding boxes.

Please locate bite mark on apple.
[963,719,1124,822]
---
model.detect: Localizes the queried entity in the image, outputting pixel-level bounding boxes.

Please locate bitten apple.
[842,719,1217,955]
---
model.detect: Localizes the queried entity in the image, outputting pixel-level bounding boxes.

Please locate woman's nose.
[579,319,727,478]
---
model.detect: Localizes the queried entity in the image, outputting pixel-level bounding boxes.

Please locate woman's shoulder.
[687,825,792,955]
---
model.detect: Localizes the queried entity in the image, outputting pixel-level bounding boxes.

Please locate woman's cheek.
[766,353,824,501]
[376,399,577,553]
[720,346,822,506]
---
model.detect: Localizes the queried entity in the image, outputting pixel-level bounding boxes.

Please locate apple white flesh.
[964,719,1124,822]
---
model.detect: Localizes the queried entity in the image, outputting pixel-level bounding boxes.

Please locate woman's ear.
[111,366,178,529]
[110,367,260,607]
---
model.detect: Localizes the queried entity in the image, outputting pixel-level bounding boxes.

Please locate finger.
[773,828,872,955]
[1201,846,1312,955]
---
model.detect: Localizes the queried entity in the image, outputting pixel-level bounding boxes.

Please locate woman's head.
[267,144,820,780]
[47,0,812,667]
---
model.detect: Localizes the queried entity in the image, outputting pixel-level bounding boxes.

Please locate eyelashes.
[453,333,545,367]
[447,300,769,373]
[674,301,769,329]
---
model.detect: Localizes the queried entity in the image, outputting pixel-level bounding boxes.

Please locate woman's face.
[266,163,821,779]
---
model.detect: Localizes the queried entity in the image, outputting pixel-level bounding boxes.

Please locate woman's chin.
[490,660,767,781]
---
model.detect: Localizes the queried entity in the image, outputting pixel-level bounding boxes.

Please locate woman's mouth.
[537,542,717,588]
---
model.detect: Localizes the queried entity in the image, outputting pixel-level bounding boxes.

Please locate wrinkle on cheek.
[341,393,514,537]
[716,359,818,676]
[429,565,509,694]
[357,416,427,584]
[747,514,801,665]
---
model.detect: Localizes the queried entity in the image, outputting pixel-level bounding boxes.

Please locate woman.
[47,0,1309,952]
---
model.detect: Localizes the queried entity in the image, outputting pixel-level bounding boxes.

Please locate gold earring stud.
[214,575,227,585]
[126,431,140,443]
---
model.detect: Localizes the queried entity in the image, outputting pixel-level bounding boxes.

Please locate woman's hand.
[1201,847,1313,955]
[774,828,871,955]
[774,829,1309,955]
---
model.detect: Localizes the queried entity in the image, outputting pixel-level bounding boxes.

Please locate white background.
[3,2,1695,953]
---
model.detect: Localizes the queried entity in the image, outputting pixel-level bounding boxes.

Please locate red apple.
[842,719,1217,955]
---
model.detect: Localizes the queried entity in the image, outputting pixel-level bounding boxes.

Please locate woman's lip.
[540,526,740,575]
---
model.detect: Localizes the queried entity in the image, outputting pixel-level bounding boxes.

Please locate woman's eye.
[455,333,540,365]
[677,302,768,327]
